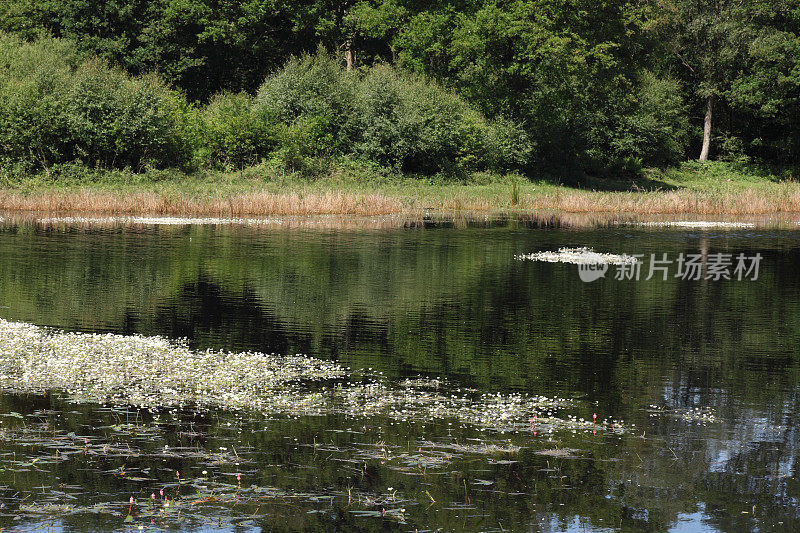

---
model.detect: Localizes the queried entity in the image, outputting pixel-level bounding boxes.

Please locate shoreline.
[2,204,800,232]
[2,184,800,218]
[3,162,800,221]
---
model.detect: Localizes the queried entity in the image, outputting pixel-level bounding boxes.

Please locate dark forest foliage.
[1,0,798,176]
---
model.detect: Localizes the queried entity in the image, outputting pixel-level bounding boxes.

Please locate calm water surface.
[0,217,798,532]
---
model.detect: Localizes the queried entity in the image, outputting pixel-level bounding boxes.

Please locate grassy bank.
[1,161,799,217]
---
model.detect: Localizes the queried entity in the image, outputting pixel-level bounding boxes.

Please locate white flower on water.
[0,319,632,434]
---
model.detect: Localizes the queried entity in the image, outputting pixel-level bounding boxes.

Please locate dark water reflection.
[0,217,798,531]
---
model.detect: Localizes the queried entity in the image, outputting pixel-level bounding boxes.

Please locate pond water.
[0,215,798,532]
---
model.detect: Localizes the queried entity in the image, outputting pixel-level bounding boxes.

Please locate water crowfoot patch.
[514,247,638,265]
[646,404,720,424]
[0,324,634,530]
[0,319,631,435]
[637,221,756,229]
[0,319,346,409]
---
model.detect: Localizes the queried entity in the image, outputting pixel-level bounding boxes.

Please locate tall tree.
[395,0,682,172]
[648,0,752,161]
[728,0,800,167]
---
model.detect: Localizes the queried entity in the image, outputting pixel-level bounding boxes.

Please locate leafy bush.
[613,72,690,167]
[0,36,531,178]
[253,53,531,176]
[269,116,339,176]
[0,34,73,171]
[353,65,516,174]
[354,65,531,175]
[254,50,355,159]
[65,59,192,169]
[716,132,752,165]
[482,116,533,172]
[203,92,272,170]
[0,33,196,173]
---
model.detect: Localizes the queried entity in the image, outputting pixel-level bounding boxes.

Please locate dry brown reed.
[1,186,800,217]
[483,189,800,215]
[0,190,402,216]
[433,188,800,215]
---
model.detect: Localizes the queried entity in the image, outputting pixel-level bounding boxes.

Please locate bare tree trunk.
[344,37,355,71]
[699,95,713,161]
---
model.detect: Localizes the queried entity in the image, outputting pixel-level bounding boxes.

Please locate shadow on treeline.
[537,170,679,192]
[531,158,799,193]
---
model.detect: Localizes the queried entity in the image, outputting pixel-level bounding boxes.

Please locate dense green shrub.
[254,51,355,158]
[66,60,192,169]
[613,72,690,167]
[0,36,529,177]
[203,92,272,170]
[268,116,343,176]
[0,33,195,173]
[0,34,73,171]
[253,53,531,176]
[353,65,531,174]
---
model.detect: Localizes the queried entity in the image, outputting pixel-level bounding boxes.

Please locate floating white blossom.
[0,319,631,434]
[638,221,755,229]
[35,216,283,226]
[515,247,638,265]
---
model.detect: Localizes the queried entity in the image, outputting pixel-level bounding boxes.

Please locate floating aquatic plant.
[35,216,284,226]
[0,319,345,411]
[637,221,755,229]
[515,247,638,265]
[0,320,632,436]
[0,385,635,531]
[646,404,720,423]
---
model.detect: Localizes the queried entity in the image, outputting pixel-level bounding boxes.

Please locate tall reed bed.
[2,184,800,216]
